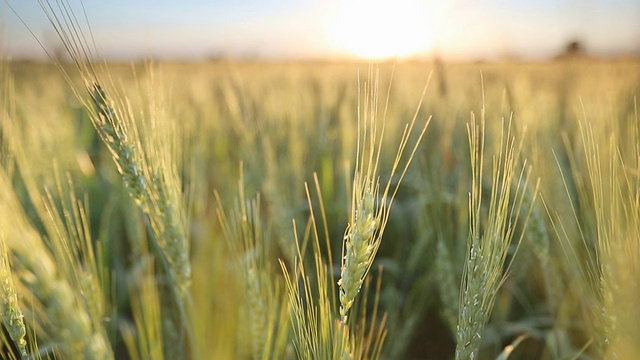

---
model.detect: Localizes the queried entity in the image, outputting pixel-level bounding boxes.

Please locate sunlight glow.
[327,0,435,60]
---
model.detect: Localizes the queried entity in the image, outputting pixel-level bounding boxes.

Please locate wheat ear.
[88,82,193,358]
[338,68,431,325]
[0,244,27,358]
[339,179,380,324]
[455,115,534,360]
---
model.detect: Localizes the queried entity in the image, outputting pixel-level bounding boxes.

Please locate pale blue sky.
[2,0,639,60]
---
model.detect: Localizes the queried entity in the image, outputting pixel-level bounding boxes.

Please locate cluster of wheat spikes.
[32,1,193,357]
[0,166,112,359]
[1,49,113,358]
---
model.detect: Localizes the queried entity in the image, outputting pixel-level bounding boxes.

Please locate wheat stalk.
[215,178,288,360]
[280,178,352,359]
[435,239,460,334]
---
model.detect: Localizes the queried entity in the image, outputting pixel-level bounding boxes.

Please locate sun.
[327,0,434,60]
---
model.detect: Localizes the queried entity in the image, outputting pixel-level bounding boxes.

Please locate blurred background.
[3,0,640,62]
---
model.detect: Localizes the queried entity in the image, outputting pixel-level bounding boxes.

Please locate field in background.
[2,58,640,359]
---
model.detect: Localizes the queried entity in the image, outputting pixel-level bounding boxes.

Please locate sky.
[2,0,639,61]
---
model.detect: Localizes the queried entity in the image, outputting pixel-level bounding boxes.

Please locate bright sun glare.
[328,0,434,60]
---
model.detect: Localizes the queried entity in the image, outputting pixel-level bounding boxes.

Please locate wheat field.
[1,7,640,359]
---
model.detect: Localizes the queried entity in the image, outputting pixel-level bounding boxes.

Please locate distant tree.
[556,39,587,59]
[565,40,585,55]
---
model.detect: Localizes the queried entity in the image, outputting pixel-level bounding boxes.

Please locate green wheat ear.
[89,83,148,206]
[0,246,27,358]
[88,81,193,359]
[455,116,535,360]
[338,68,431,325]
[339,180,380,324]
